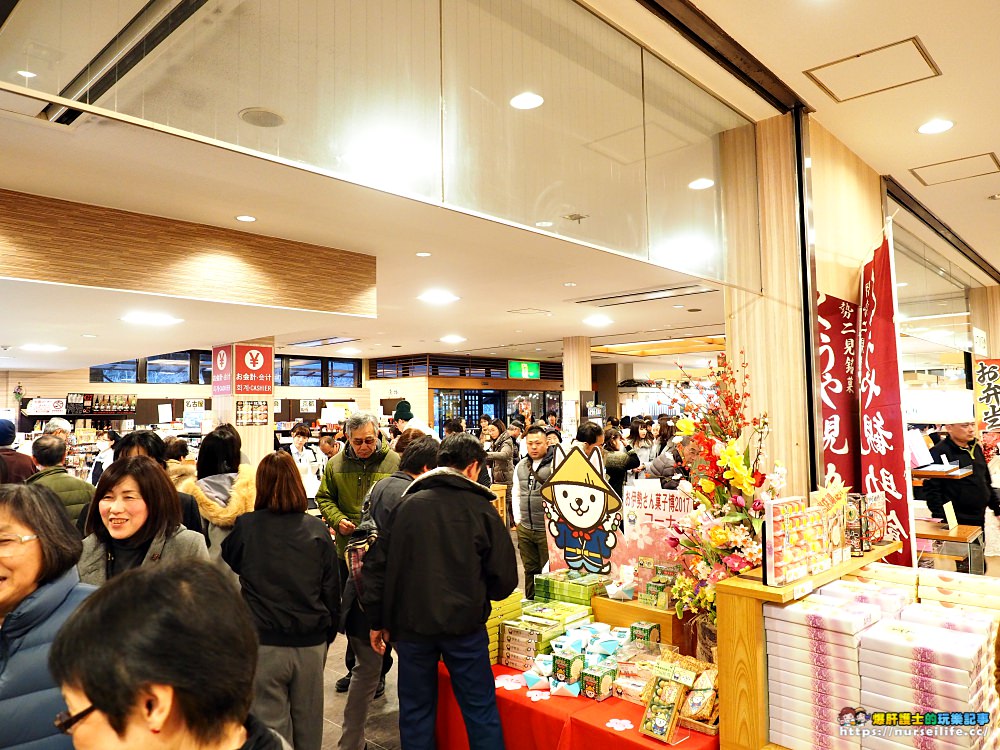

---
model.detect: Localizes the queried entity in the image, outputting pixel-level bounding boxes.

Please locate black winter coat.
[925,437,1000,528]
[221,510,339,647]
[360,468,518,641]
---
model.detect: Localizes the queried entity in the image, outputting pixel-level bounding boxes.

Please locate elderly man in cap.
[0,418,37,482]
[925,417,1000,530]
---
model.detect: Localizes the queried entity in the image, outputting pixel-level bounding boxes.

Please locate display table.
[435,663,719,750]
[915,518,984,574]
[713,541,902,750]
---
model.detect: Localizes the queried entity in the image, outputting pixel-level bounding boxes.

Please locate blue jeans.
[395,628,504,750]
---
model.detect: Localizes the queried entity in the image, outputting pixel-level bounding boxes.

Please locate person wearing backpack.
[338,436,439,750]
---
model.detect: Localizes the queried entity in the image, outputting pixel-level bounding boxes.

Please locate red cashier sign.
[234,344,274,395]
[212,345,232,396]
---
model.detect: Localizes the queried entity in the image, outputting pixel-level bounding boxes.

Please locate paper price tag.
[792,581,814,600]
[668,665,698,687]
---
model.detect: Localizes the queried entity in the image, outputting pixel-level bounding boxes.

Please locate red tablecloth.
[435,664,719,750]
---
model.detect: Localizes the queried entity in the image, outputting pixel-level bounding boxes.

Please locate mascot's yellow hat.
[540,445,622,513]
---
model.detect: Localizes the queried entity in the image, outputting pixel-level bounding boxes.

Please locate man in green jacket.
[316,411,400,694]
[27,435,95,523]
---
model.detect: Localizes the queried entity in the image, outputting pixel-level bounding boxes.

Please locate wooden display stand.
[490,484,507,526]
[590,597,691,655]
[714,541,902,750]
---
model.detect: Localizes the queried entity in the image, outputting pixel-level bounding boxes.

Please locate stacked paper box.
[521,600,593,626]
[819,579,916,618]
[858,617,1000,749]
[843,562,919,588]
[533,571,611,605]
[764,595,883,749]
[500,616,565,670]
[487,591,523,665]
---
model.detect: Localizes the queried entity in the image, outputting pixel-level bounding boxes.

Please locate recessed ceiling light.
[897,282,909,288]
[337,347,362,355]
[563,282,577,287]
[121,311,184,326]
[81,333,98,338]
[510,92,544,110]
[417,288,460,305]
[515,329,523,333]
[673,304,685,309]
[688,178,715,190]
[988,194,1000,201]
[917,118,953,135]
[440,334,466,344]
[235,215,256,222]
[238,107,285,128]
[16,70,36,79]
[687,308,702,313]
[490,352,497,355]
[21,343,67,353]
[416,252,432,257]
[535,221,554,228]
[583,314,613,327]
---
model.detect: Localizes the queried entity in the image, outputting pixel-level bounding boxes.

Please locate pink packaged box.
[770,720,860,749]
[898,603,998,638]
[763,596,882,635]
[766,629,860,661]
[860,688,999,721]
[769,702,856,733]
[918,569,1000,599]
[820,580,915,614]
[859,620,991,672]
[860,674,986,706]
[850,562,919,586]
[768,666,860,704]
[768,694,845,725]
[768,654,860,688]
[765,615,864,648]
[918,586,1000,611]
[915,598,1000,616]
[766,640,860,675]
[859,647,983,687]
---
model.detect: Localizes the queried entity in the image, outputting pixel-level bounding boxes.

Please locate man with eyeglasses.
[316,412,400,695]
[924,417,1000,571]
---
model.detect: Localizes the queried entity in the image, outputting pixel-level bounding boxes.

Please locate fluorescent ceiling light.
[510,92,544,110]
[16,70,36,79]
[673,304,685,309]
[337,347,362,355]
[235,215,256,222]
[21,343,67,352]
[416,252,432,257]
[81,333,98,338]
[121,311,184,326]
[535,221,554,228]
[902,312,970,322]
[418,288,460,305]
[917,118,953,134]
[896,282,908,288]
[440,334,466,344]
[583,314,613,327]
[687,178,715,190]
[563,282,576,287]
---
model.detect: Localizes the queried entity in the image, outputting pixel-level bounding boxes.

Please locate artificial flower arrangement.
[662,354,785,624]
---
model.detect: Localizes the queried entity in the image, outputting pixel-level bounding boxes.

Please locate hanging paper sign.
[25,398,66,416]
[212,345,232,396]
[184,399,205,411]
[858,235,914,567]
[300,399,317,413]
[234,344,273,395]
[817,292,861,489]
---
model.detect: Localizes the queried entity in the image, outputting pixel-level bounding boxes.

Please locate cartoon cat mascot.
[540,445,622,575]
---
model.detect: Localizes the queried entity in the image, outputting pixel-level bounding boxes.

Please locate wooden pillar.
[562,336,592,435]
[970,286,1000,358]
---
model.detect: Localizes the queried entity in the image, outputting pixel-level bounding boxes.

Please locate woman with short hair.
[221,452,339,750]
[0,484,93,750]
[49,561,291,749]
[78,456,208,585]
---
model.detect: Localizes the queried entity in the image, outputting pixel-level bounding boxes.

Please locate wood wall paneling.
[970,287,1000,358]
[0,188,376,316]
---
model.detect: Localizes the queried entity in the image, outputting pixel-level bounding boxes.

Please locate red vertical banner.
[859,234,915,566]
[212,345,233,396]
[817,292,861,489]
[234,344,274,395]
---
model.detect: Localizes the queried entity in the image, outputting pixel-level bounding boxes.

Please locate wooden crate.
[590,597,691,655]
[490,484,507,526]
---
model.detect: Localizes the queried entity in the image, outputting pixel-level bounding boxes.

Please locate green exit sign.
[508,360,540,379]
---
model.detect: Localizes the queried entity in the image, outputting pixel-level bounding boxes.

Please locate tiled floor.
[320,528,524,750]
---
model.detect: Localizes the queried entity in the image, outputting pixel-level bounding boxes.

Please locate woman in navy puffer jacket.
[0,484,93,750]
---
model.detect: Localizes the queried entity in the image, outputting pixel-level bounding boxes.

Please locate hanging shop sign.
[66,393,94,414]
[235,400,270,426]
[816,292,861,489]
[508,360,540,379]
[212,345,232,396]
[234,344,274,395]
[300,399,317,413]
[184,399,206,411]
[858,234,914,567]
[25,397,66,416]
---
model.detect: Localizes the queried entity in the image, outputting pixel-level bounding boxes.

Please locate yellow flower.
[717,440,742,469]
[675,417,696,436]
[699,478,716,494]
[708,525,729,548]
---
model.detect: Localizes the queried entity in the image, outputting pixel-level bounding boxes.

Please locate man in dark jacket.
[0,419,36,484]
[512,425,556,598]
[361,433,517,750]
[339,435,438,750]
[26,436,94,522]
[925,420,1000,528]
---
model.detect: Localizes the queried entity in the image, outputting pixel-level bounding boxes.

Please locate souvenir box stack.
[858,615,1000,749]
[818,579,917,618]
[500,615,565,671]
[917,569,1000,614]
[842,561,919,593]
[487,591,523,665]
[764,594,883,750]
[533,570,612,606]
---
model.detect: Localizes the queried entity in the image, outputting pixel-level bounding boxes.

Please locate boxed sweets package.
[551,651,586,684]
[819,579,916,616]
[630,621,661,643]
[859,620,991,673]
[639,675,687,743]
[845,493,871,556]
[581,663,617,701]
[763,595,882,635]
[763,497,831,585]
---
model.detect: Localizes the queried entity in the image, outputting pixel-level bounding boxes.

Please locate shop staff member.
[0,419,36,483]
[512,426,556,599]
[362,433,517,750]
[925,418,1000,529]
